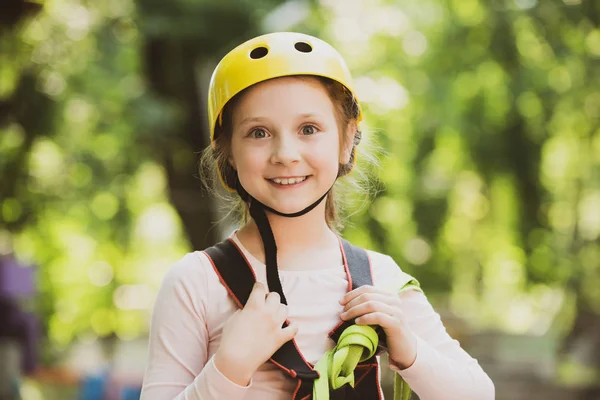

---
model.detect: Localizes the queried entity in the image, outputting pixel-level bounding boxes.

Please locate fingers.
[273,302,289,325]
[244,283,295,345]
[340,285,396,306]
[343,292,400,312]
[248,283,284,307]
[279,322,299,343]
[246,282,288,326]
[354,312,398,328]
[247,282,267,308]
[265,291,282,309]
[339,285,370,305]
[341,301,397,321]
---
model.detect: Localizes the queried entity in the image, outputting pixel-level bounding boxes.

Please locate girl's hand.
[214,282,299,385]
[339,285,418,369]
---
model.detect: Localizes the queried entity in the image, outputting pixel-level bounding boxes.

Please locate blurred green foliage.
[0,0,599,377]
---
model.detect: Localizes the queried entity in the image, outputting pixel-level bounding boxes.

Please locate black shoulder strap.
[204,239,319,380]
[329,239,375,343]
[341,239,373,290]
[204,240,255,307]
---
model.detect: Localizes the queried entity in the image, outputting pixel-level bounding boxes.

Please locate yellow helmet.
[207,32,362,143]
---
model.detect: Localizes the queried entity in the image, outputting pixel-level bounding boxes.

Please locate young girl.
[140,32,494,400]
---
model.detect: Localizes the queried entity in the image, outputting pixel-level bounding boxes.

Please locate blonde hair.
[199,76,380,232]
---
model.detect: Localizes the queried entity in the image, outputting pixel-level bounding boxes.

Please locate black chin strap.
[236,179,333,305]
[260,190,329,218]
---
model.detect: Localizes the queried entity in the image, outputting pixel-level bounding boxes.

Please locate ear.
[340,121,357,164]
[228,155,237,170]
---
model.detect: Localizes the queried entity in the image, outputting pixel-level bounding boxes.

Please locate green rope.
[312,279,422,400]
[312,324,411,400]
[395,372,412,400]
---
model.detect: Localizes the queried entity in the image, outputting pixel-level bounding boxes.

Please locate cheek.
[232,147,265,180]
[309,137,341,172]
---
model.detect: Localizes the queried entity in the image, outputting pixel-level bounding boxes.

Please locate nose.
[270,134,301,166]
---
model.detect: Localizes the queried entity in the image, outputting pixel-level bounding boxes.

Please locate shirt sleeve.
[140,253,252,400]
[390,290,495,400]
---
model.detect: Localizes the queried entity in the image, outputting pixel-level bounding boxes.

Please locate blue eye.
[301,125,317,136]
[250,128,267,138]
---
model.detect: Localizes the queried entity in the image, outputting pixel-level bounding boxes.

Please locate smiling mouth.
[267,176,309,185]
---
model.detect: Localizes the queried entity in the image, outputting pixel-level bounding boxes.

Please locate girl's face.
[230,76,350,215]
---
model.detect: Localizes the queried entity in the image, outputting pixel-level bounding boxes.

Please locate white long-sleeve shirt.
[141,233,494,399]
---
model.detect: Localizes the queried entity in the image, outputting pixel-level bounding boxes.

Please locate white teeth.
[272,176,307,185]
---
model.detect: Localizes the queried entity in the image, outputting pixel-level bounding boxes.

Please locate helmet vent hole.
[250,47,269,59]
[294,42,312,53]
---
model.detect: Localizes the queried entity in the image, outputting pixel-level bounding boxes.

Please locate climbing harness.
[204,235,420,400]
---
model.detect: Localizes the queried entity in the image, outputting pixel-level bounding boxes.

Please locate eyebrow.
[238,113,324,126]
[298,112,324,120]
[238,116,267,126]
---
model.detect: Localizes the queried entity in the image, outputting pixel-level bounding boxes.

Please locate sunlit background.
[1,0,599,399]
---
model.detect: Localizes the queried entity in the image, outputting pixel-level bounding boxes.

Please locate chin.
[266,200,308,214]
[247,182,328,214]
[261,194,319,214]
